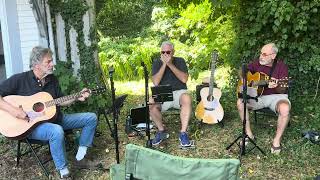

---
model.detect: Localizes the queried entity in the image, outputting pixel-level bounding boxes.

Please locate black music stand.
[226,64,265,163]
[151,85,173,103]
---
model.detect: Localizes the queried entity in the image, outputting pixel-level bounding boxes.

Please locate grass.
[0,70,319,179]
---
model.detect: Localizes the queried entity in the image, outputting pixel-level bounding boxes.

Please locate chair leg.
[16,140,21,167]
[254,111,257,124]
[25,139,50,178]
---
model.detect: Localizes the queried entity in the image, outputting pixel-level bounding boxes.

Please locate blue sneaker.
[152,131,169,145]
[179,132,191,147]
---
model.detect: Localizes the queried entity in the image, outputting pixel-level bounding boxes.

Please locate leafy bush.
[54,61,110,114]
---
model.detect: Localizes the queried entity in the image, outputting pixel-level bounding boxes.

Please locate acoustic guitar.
[237,72,289,97]
[0,88,105,140]
[195,51,224,124]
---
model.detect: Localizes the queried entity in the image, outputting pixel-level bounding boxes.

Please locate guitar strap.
[268,59,278,79]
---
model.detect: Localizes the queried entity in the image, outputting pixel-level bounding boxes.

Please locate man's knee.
[50,125,65,139]
[276,100,290,117]
[180,93,191,106]
[88,112,98,127]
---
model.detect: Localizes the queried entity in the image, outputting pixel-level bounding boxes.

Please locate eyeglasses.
[260,52,275,57]
[161,51,172,55]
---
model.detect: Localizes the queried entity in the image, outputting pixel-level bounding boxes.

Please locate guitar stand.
[226,64,265,163]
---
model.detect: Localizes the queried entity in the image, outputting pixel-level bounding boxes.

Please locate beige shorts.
[161,89,188,112]
[247,94,291,113]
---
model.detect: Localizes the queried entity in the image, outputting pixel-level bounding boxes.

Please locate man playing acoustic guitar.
[0,46,99,179]
[149,41,193,148]
[237,43,290,154]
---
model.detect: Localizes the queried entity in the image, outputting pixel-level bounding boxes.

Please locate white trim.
[0,0,23,77]
[45,1,56,64]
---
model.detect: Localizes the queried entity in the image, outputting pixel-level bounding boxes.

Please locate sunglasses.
[161,51,172,55]
[260,52,275,57]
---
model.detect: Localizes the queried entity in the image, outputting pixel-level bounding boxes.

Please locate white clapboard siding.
[17,0,41,71]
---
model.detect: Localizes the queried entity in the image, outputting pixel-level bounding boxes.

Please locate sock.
[76,146,88,161]
[60,167,69,178]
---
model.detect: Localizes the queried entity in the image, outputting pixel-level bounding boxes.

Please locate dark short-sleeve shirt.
[0,70,64,121]
[152,57,188,91]
[247,59,288,95]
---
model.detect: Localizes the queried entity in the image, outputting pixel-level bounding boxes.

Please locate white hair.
[161,41,174,49]
[29,46,52,69]
[269,43,278,54]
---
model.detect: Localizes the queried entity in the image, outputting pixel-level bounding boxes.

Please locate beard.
[259,58,272,66]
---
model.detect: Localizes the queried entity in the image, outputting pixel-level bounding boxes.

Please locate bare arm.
[0,96,28,120]
[167,63,189,83]
[152,63,166,86]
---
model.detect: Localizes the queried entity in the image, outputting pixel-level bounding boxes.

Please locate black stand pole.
[226,64,265,162]
[141,62,152,148]
[109,68,120,163]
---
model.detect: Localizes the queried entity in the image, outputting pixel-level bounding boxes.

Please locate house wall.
[17,0,45,71]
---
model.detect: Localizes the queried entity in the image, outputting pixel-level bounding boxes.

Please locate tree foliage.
[96,0,320,114]
[96,0,156,37]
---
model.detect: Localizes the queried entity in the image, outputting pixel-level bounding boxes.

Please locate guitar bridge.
[205,107,215,111]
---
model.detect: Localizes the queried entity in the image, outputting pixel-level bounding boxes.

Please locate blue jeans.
[27,112,98,170]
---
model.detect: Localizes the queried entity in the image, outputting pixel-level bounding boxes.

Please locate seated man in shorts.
[149,41,193,147]
[237,43,290,154]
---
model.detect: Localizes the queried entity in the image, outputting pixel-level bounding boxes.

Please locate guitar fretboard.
[208,51,218,97]
[45,91,84,107]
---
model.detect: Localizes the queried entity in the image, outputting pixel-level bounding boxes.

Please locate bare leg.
[180,93,192,132]
[237,99,254,138]
[273,100,290,147]
[149,97,165,131]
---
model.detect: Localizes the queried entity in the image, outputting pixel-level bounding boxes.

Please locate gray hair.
[269,43,278,54]
[161,41,174,49]
[29,46,52,69]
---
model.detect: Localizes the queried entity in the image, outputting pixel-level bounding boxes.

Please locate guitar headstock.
[90,87,107,94]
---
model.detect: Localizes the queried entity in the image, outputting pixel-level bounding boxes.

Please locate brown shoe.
[73,158,101,170]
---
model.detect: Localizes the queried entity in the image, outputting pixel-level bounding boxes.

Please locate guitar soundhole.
[207,96,214,101]
[33,102,45,112]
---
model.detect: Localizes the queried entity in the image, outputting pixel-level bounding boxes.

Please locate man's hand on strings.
[268,78,278,88]
[78,88,91,101]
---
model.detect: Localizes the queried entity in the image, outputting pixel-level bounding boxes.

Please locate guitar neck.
[208,69,215,96]
[45,91,83,107]
[253,79,288,87]
[208,51,218,96]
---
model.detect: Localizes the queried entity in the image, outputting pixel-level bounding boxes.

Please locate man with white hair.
[237,43,291,154]
[149,41,193,148]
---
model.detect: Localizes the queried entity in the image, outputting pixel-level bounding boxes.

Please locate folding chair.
[110,144,240,180]
[16,130,73,178]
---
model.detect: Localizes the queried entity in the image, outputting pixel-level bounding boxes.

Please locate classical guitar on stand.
[237,72,289,98]
[195,51,224,124]
[0,88,105,140]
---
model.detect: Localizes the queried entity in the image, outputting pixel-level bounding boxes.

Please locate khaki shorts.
[248,94,291,113]
[161,89,188,112]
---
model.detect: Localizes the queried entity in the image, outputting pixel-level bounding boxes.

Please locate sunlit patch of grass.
[114,79,149,95]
